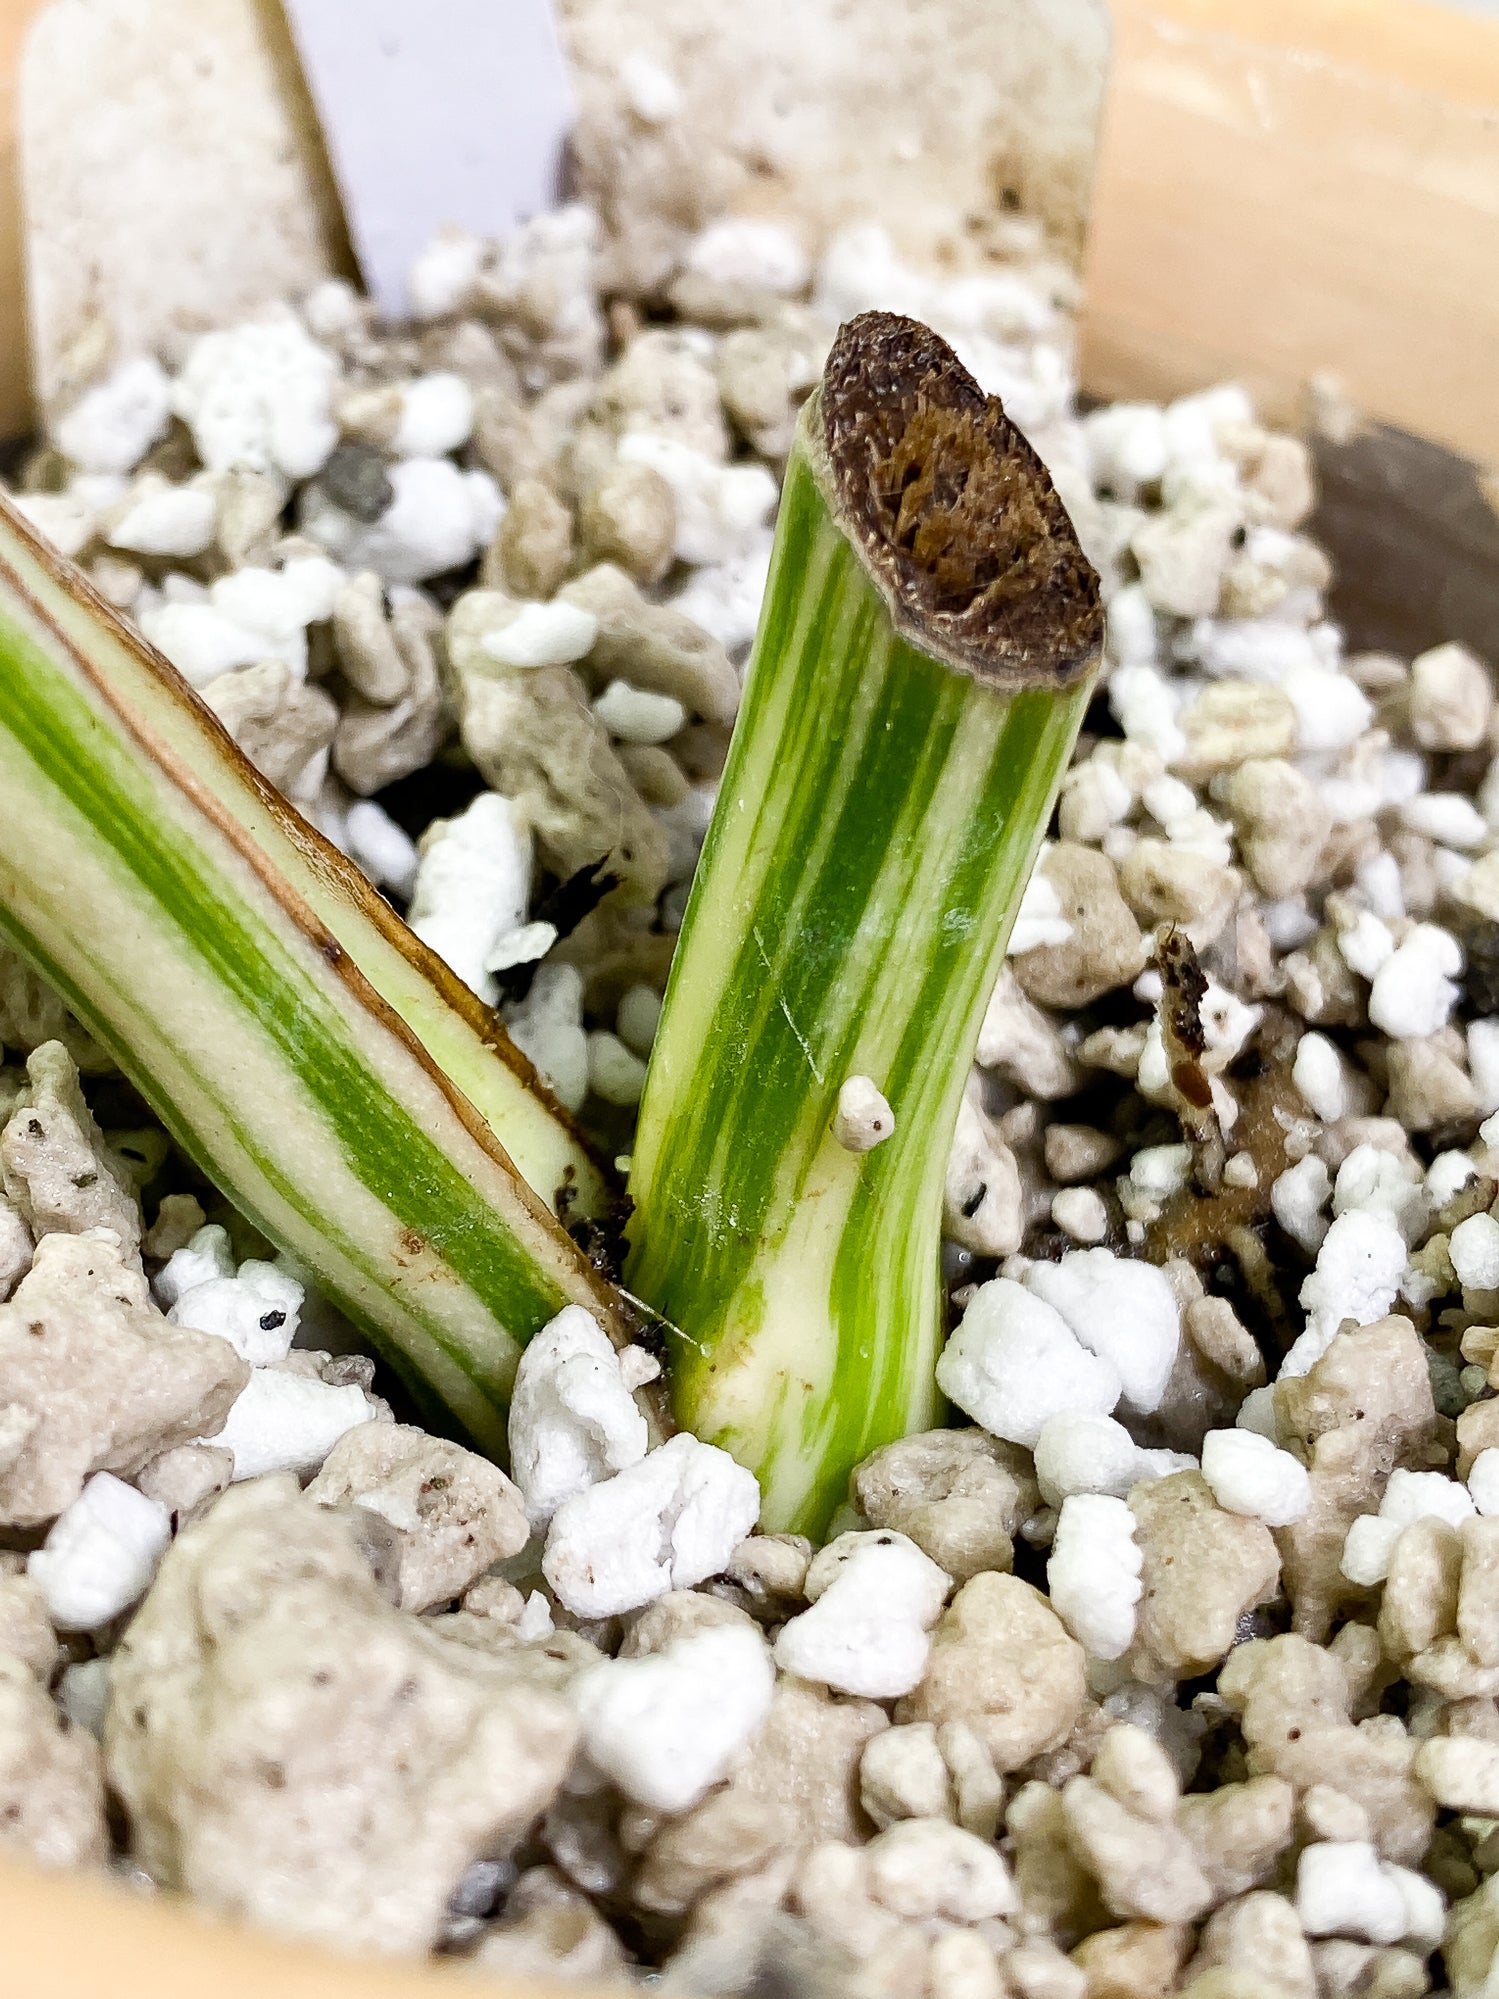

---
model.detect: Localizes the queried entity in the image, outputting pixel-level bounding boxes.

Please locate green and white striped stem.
[0,496,638,1454]
[627,312,1102,1535]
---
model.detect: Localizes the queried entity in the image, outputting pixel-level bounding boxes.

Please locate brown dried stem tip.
[818,310,1103,690]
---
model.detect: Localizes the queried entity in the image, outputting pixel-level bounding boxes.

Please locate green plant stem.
[0,496,638,1453]
[626,312,1101,1534]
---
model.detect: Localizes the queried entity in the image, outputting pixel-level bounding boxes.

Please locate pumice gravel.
[4,142,1499,1999]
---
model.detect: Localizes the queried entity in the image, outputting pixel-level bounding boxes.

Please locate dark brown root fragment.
[1157,927,1225,1191]
[819,310,1103,689]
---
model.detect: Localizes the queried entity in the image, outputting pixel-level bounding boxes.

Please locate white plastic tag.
[280,0,574,319]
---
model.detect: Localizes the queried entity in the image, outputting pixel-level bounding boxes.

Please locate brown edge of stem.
[815,310,1105,691]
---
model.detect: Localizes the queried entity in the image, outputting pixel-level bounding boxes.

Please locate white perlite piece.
[1293,1032,1349,1123]
[543,1432,759,1618]
[408,792,532,1007]
[211,1368,376,1482]
[507,1305,649,1528]
[774,1531,951,1698]
[345,801,420,897]
[1047,1493,1142,1661]
[390,374,474,458]
[936,1278,1120,1449]
[1284,1209,1408,1375]
[505,963,589,1113]
[1341,1468,1477,1586]
[1051,1186,1108,1243]
[593,679,687,745]
[1200,1429,1311,1528]
[569,1624,775,1813]
[168,1258,302,1367]
[1296,1841,1445,1948]
[685,217,810,294]
[1272,1155,1332,1256]
[1470,1450,1499,1517]
[1022,1249,1180,1414]
[1005,867,1073,954]
[106,480,217,559]
[482,601,599,670]
[27,1472,170,1629]
[55,356,173,474]
[305,457,501,586]
[1367,924,1462,1040]
[173,313,337,479]
[1033,1412,1190,1508]
[832,1075,896,1154]
[587,1031,648,1108]
[153,1223,236,1309]
[617,434,778,567]
[1452,1212,1499,1291]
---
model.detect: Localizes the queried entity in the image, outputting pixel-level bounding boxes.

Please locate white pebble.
[936,1279,1121,1448]
[1123,1143,1192,1207]
[832,1075,895,1154]
[27,1474,171,1630]
[1333,1145,1427,1247]
[1047,1493,1142,1660]
[774,1531,950,1698]
[1200,1428,1310,1527]
[543,1432,759,1618]
[483,601,599,670]
[507,1305,649,1528]
[56,1658,110,1738]
[168,1258,302,1366]
[1023,1249,1180,1415]
[571,1624,775,1813]
[211,1370,374,1481]
[1284,670,1372,755]
[1451,1212,1499,1291]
